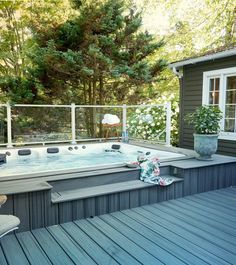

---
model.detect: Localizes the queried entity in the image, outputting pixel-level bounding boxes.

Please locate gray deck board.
[185,196,236,220]
[74,219,141,265]
[1,234,30,265]
[123,209,230,265]
[86,216,164,265]
[1,187,236,265]
[176,196,236,226]
[193,192,236,211]
[100,214,189,265]
[0,246,7,265]
[133,206,236,262]
[61,222,119,265]
[148,203,236,246]
[128,208,236,264]
[158,200,236,236]
[16,232,52,265]
[47,225,96,265]
[32,228,75,265]
[110,211,209,265]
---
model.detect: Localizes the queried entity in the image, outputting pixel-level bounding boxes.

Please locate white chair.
[0,195,20,238]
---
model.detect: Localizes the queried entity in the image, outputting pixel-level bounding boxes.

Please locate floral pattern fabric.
[140,157,174,186]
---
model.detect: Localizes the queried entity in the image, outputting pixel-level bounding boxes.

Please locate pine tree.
[31,0,165,105]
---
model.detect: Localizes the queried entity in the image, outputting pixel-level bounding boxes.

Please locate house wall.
[179,55,236,156]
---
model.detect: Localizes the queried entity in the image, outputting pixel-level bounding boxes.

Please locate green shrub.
[185,105,222,134]
[127,93,179,146]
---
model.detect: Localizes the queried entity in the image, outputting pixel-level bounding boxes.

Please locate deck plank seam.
[175,198,236,227]
[16,232,53,265]
[110,211,210,265]
[100,214,190,265]
[97,215,172,265]
[156,200,236,237]
[73,219,141,265]
[128,208,235,264]
[147,203,236,248]
[46,225,97,265]
[182,195,236,214]
[32,229,77,265]
[184,196,236,218]
[14,234,32,265]
[79,218,145,265]
[58,224,100,265]
[168,197,236,224]
[30,231,58,265]
[0,241,9,265]
[88,217,164,265]
[195,191,236,206]
[141,204,236,254]
[120,209,230,265]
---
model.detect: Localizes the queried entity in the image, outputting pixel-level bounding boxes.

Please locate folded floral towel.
[140,157,174,186]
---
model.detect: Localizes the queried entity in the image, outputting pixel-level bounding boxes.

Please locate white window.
[202,67,236,140]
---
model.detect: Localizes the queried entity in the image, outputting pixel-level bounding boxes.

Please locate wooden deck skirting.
[1,154,236,232]
[1,187,236,265]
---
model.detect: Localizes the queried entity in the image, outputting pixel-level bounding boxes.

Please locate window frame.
[202,67,236,140]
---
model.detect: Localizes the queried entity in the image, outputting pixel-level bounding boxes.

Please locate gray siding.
[180,55,236,156]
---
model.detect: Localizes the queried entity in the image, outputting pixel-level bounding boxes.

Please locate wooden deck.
[1,187,236,265]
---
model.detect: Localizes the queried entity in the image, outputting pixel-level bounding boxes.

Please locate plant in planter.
[185,105,223,160]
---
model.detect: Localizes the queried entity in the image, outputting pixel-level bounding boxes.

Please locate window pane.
[209,77,220,92]
[227,76,236,90]
[224,119,235,132]
[209,92,213,104]
[225,105,236,118]
[209,79,214,91]
[209,91,219,104]
[226,90,236,104]
[214,91,219,104]
[215,78,220,90]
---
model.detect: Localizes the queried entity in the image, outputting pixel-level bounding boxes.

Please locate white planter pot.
[194,134,218,160]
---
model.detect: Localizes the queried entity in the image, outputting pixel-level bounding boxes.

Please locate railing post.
[165,102,171,146]
[122,104,127,142]
[71,103,76,144]
[6,102,13,148]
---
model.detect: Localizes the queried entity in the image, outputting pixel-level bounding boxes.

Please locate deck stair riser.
[49,165,171,193]
[51,175,183,203]
[49,168,140,192]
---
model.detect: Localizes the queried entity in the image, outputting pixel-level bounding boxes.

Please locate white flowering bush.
[127,106,167,142]
[127,93,179,146]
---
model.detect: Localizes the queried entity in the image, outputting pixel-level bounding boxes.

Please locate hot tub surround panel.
[1,156,236,232]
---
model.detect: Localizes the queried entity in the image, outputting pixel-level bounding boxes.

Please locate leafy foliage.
[127,93,179,145]
[127,106,167,142]
[0,0,235,145]
[185,105,223,134]
[28,0,166,136]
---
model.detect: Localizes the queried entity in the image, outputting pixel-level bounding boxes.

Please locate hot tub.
[0,142,185,178]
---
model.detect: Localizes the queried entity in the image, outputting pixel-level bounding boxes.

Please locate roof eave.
[169,48,236,69]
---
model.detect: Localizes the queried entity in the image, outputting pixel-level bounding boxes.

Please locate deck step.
[0,179,52,195]
[51,176,183,203]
